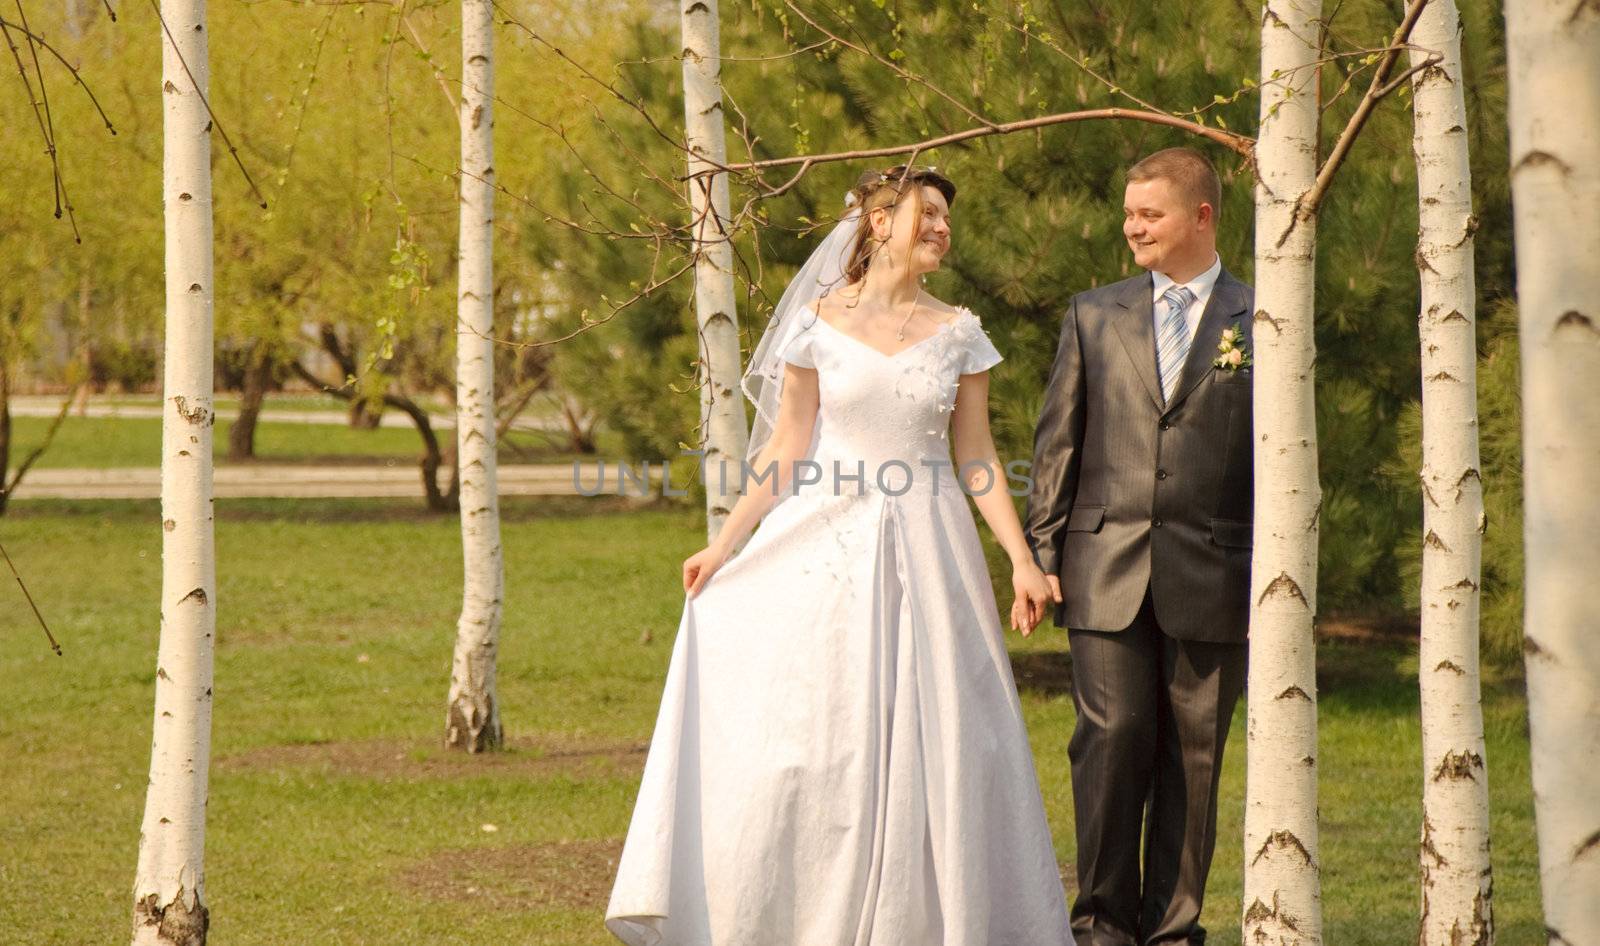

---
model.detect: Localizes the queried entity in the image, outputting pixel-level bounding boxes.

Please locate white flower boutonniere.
[1213,323,1252,372]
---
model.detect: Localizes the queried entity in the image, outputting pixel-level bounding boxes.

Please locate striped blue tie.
[1156,285,1195,404]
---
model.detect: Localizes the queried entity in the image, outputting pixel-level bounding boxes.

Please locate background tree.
[131,0,218,940]
[445,0,505,753]
[1408,0,1494,939]
[681,0,750,537]
[1505,1,1600,943]
[1242,1,1324,941]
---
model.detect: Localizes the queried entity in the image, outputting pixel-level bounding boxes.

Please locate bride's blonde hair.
[842,165,957,286]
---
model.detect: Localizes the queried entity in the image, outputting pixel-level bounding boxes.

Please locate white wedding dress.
[606,307,1072,946]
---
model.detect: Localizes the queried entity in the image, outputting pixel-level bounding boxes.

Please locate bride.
[605,165,1072,945]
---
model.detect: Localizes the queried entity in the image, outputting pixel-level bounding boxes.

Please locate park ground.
[1,404,1543,944]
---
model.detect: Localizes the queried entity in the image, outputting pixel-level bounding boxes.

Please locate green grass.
[1,499,1539,944]
[8,415,596,468]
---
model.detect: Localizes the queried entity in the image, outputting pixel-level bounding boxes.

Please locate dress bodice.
[779,306,1003,495]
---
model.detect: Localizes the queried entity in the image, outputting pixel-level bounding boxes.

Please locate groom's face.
[1123,178,1209,276]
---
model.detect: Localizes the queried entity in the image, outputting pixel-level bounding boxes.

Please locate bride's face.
[873,185,952,276]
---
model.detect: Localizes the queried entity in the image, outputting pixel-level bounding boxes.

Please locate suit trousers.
[1066,588,1247,946]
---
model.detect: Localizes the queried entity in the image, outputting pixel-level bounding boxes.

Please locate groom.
[1025,147,1253,946]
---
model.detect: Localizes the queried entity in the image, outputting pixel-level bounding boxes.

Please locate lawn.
[1,498,1540,944]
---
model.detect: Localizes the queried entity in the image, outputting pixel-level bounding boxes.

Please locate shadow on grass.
[396,838,623,913]
[218,734,649,781]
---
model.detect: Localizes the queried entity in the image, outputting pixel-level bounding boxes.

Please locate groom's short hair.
[1127,148,1222,220]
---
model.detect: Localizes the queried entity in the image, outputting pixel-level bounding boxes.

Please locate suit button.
[1159,421,1172,431]
[1156,469,1168,480]
[1153,518,1164,528]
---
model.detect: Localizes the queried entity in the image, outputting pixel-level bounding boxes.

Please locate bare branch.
[0,14,117,132]
[721,107,1254,177]
[1299,0,1433,218]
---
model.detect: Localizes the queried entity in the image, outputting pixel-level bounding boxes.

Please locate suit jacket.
[1024,268,1255,643]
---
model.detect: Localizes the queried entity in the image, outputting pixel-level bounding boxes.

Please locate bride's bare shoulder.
[919,294,971,324]
[807,290,861,322]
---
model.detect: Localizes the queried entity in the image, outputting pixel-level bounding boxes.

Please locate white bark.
[681,0,750,541]
[132,0,215,942]
[1506,2,1600,943]
[1410,1,1494,941]
[1243,1,1324,943]
[445,0,504,753]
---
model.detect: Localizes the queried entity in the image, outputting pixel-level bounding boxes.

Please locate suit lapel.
[1108,274,1164,411]
[1166,270,1250,411]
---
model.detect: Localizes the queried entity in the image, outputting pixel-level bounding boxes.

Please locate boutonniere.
[1213,323,1252,372]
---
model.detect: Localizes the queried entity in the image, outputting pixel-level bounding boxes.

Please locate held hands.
[1008,561,1062,637]
[683,544,730,597]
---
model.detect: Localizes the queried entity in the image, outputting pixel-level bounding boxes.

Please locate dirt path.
[8,395,562,431]
[11,463,614,499]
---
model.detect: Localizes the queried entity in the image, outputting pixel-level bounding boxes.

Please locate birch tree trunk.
[445,0,504,753]
[1242,1,1324,942]
[1505,2,1600,943]
[1410,1,1495,941]
[131,0,216,941]
[681,0,749,541]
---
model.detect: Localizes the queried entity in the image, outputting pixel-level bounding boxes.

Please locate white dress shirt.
[1150,254,1222,339]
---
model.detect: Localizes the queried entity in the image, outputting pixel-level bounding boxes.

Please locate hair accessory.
[843,191,859,208]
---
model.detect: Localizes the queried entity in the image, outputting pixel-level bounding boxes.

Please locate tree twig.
[148,0,268,208]
[1298,0,1433,219]
[0,539,61,655]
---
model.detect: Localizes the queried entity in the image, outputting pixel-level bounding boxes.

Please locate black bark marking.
[133,885,209,946]
[1251,829,1316,867]
[1576,828,1600,860]
[1435,659,1466,675]
[1554,311,1598,337]
[157,667,171,681]
[1440,308,1470,323]
[1524,635,1552,660]
[1422,479,1440,509]
[1276,685,1312,702]
[1252,308,1284,333]
[1449,577,1480,592]
[1427,371,1459,383]
[178,587,208,607]
[163,80,178,94]
[1513,150,1573,175]
[163,519,176,532]
[1432,750,1484,782]
[1243,892,1303,932]
[1424,530,1451,552]
[171,396,212,426]
[1258,572,1309,607]
[1421,813,1448,867]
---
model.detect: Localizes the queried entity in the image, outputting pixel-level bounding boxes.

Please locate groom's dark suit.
[1026,267,1254,946]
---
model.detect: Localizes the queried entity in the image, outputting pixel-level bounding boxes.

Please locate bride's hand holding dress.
[683,361,821,598]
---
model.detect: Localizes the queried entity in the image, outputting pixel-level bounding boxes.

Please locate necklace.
[895,296,918,341]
